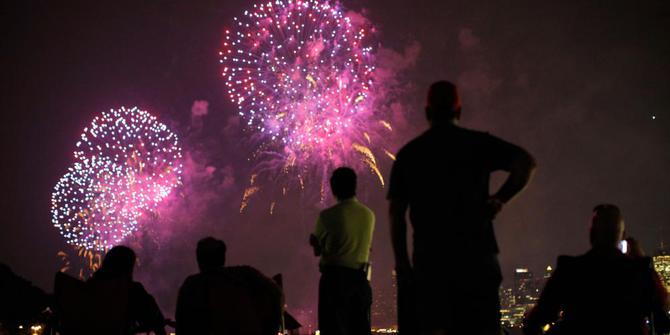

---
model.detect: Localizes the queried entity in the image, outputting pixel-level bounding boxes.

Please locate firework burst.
[51,107,183,251]
[221,0,395,209]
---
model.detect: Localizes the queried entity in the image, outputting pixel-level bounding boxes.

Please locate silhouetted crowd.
[2,81,669,335]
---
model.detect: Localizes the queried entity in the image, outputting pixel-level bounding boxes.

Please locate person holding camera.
[524,204,670,335]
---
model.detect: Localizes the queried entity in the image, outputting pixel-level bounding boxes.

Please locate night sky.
[2,0,669,328]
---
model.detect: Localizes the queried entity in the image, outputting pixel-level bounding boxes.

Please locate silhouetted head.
[589,204,625,249]
[196,237,227,273]
[95,246,136,279]
[330,167,357,201]
[426,81,461,126]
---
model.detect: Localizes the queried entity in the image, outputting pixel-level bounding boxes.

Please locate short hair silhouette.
[426,81,462,123]
[197,237,227,273]
[330,167,357,200]
[590,204,624,248]
[95,246,136,279]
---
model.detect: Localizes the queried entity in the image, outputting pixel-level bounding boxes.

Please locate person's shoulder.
[224,265,266,279]
[347,200,375,220]
[130,281,152,297]
[226,264,260,273]
[356,201,375,218]
[320,204,340,218]
[225,266,283,299]
[610,255,656,280]
[454,124,488,135]
[454,125,500,142]
[131,280,146,290]
[363,204,375,218]
[177,274,204,297]
[406,126,498,148]
[555,255,580,272]
[624,255,653,271]
[224,266,279,288]
[181,273,205,287]
[0,262,11,275]
[557,254,579,262]
[396,130,432,157]
[636,256,653,269]
[567,250,630,269]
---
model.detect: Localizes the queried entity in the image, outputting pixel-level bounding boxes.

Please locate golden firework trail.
[58,246,103,279]
[379,120,393,131]
[352,143,385,186]
[240,186,260,213]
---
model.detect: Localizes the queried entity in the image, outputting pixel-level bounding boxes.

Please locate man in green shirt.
[310,167,375,335]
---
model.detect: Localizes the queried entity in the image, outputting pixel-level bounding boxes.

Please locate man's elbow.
[521,150,537,172]
[512,150,537,176]
[528,152,537,171]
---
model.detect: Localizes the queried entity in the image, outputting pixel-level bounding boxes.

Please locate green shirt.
[314,197,375,270]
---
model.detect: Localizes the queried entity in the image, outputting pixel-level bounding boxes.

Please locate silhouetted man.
[89,246,166,335]
[176,237,283,335]
[524,204,670,335]
[310,167,375,335]
[388,81,536,335]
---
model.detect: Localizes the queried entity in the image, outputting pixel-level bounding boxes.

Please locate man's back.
[389,124,525,257]
[315,198,374,270]
[529,249,668,335]
[389,81,536,335]
[176,266,283,335]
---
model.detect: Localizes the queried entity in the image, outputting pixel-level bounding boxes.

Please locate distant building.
[500,286,515,307]
[654,246,670,292]
[533,265,553,299]
[499,287,515,328]
[501,266,551,330]
[513,268,536,305]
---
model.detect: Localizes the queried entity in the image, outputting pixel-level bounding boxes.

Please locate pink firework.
[51,107,183,251]
[221,0,393,207]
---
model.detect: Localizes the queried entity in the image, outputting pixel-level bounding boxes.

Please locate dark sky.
[2,0,669,328]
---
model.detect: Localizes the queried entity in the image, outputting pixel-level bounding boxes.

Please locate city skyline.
[2,0,669,331]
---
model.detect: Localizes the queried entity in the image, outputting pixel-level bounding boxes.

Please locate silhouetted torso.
[88,274,165,335]
[314,197,375,270]
[528,248,669,335]
[389,124,524,260]
[176,266,283,335]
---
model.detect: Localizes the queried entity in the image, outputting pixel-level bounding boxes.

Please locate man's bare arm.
[493,149,537,204]
[390,199,411,275]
